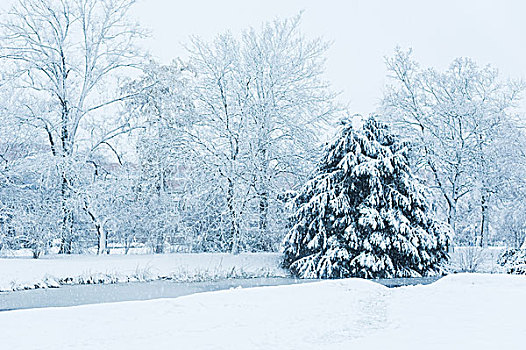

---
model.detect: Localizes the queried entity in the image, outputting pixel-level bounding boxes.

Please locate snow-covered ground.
[0,273,524,349]
[0,253,286,291]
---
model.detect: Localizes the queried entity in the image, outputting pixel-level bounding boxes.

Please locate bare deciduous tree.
[0,0,145,253]
[383,48,525,246]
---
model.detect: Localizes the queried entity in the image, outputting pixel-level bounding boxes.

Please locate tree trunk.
[257,138,270,246]
[259,191,268,233]
[447,201,457,236]
[479,192,489,247]
[32,248,41,259]
[59,171,71,254]
[258,189,269,249]
[227,178,240,254]
[154,233,164,254]
[125,235,133,255]
[85,206,108,255]
[58,103,73,254]
[98,220,108,255]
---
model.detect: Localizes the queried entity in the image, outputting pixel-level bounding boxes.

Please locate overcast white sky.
[2,0,526,114]
[129,0,526,115]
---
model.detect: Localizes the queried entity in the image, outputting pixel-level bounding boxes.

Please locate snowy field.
[0,253,286,292]
[0,273,524,349]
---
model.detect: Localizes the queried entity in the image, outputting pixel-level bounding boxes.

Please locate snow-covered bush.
[283,116,451,278]
[499,248,526,275]
[449,246,491,273]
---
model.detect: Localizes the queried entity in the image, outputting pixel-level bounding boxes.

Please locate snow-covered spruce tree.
[499,240,526,275]
[283,116,451,278]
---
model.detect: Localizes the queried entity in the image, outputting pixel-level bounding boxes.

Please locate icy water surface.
[0,276,441,311]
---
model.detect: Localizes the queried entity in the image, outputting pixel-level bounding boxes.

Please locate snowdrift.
[1,273,525,349]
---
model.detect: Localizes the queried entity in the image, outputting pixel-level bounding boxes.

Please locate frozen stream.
[0,276,441,312]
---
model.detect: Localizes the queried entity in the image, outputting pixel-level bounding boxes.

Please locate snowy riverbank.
[0,247,508,292]
[0,253,287,292]
[1,273,525,349]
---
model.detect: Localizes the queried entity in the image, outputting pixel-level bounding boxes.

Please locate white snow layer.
[0,253,286,291]
[0,273,524,349]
